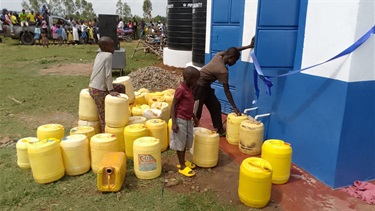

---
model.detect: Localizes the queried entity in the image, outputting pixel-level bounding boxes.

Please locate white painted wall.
[302,0,375,82]
[241,0,258,63]
[205,0,212,54]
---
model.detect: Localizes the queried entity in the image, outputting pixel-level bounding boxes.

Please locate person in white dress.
[72,22,79,44]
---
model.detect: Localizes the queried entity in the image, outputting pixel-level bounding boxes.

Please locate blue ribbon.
[251,25,375,102]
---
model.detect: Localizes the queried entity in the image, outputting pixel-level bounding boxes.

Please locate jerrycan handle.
[248,160,271,172]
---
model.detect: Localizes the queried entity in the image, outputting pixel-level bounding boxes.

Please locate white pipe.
[254,113,271,121]
[243,107,258,114]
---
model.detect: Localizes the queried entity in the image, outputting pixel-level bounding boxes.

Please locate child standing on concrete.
[170,66,200,177]
[88,36,125,132]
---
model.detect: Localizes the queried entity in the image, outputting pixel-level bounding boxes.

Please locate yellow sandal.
[178,166,195,177]
[176,161,196,169]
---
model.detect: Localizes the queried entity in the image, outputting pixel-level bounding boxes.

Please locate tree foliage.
[142,0,152,19]
[20,0,96,20]
[115,0,123,16]
[116,0,132,19]
[122,3,132,19]
[21,0,48,13]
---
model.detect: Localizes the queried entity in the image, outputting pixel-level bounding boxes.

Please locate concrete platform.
[199,106,374,211]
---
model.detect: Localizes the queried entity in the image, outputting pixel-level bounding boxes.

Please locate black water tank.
[192,0,207,67]
[167,0,193,50]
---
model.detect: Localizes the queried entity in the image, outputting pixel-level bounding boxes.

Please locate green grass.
[0,37,160,139]
[0,38,238,210]
[0,147,236,211]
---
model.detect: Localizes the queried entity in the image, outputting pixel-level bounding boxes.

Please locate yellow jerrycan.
[132,104,150,116]
[134,90,149,105]
[28,138,65,184]
[79,88,99,121]
[191,127,210,155]
[239,119,264,155]
[192,129,220,168]
[226,113,248,145]
[261,139,292,184]
[162,90,174,113]
[147,92,165,106]
[70,126,96,141]
[16,137,39,169]
[97,152,127,192]
[113,76,135,104]
[162,88,175,96]
[90,133,119,173]
[124,123,149,159]
[137,88,150,102]
[238,157,272,208]
[60,134,90,176]
[105,93,130,127]
[151,102,170,123]
[37,124,64,142]
[105,125,125,152]
[133,137,161,179]
[145,119,168,152]
[128,116,147,125]
[78,120,101,134]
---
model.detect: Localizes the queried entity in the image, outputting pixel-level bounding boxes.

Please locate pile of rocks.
[128,66,183,92]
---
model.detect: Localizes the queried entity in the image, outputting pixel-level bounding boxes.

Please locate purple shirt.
[174,82,194,120]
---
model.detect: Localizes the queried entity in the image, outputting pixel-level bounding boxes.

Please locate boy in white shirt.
[89,36,125,132]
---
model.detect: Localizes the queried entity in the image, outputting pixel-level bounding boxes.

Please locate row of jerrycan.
[225,112,293,208]
[78,87,175,130]
[238,139,292,208]
[226,113,264,155]
[17,123,222,186]
[226,113,293,181]
[17,128,162,185]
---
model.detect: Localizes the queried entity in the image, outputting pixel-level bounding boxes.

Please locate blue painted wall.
[334,81,375,187]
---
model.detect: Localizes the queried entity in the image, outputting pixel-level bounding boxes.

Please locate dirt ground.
[3,63,279,210]
[162,151,279,210]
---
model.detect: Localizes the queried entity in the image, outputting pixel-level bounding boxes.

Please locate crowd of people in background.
[117,16,167,41]
[1,5,167,47]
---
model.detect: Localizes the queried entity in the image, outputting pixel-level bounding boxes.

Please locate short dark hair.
[226,47,240,59]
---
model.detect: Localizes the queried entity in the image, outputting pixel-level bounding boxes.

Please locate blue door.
[255,0,302,72]
[208,0,245,113]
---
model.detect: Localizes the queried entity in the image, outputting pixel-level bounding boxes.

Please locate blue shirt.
[56,28,62,37]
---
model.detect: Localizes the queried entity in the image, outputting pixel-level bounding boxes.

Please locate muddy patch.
[16,111,77,131]
[40,63,93,76]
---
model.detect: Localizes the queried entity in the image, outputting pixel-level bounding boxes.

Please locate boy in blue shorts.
[170,66,200,177]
